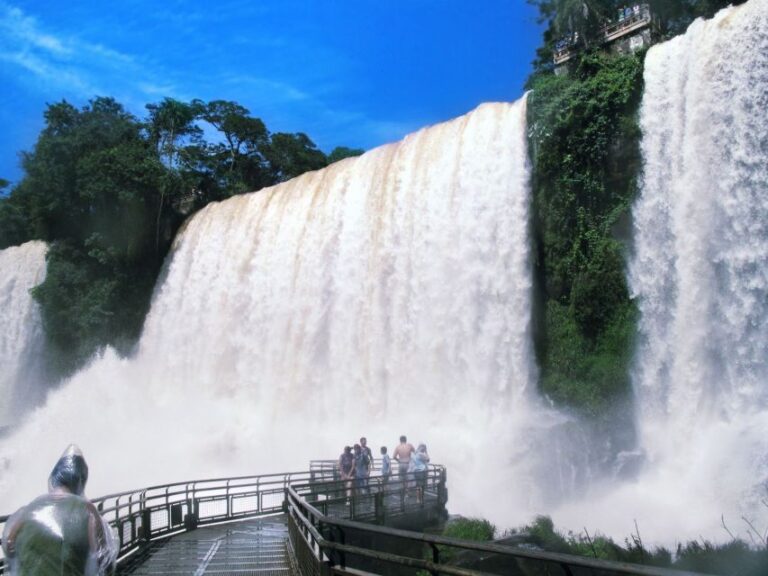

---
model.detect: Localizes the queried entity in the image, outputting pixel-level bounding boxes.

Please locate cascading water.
[554,0,768,543]
[6,3,764,543]
[0,100,562,525]
[0,241,48,429]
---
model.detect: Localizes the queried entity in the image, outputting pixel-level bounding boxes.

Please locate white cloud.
[2,5,71,56]
[0,1,424,155]
[0,2,161,101]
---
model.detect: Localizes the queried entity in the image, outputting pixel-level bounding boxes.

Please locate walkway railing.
[2,463,710,576]
[553,3,652,65]
[286,471,709,576]
[0,470,316,573]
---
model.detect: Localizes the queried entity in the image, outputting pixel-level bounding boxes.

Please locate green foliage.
[1,94,361,374]
[434,517,496,566]
[263,132,328,183]
[443,517,496,542]
[528,0,616,48]
[0,98,167,368]
[0,192,32,248]
[327,146,365,164]
[674,540,768,576]
[191,99,271,195]
[537,301,637,415]
[509,516,768,575]
[528,51,642,415]
[31,241,157,371]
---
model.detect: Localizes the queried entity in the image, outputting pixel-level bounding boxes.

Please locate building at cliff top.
[554,3,659,74]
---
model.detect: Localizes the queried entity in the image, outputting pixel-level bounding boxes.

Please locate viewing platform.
[0,462,711,576]
[554,4,655,68]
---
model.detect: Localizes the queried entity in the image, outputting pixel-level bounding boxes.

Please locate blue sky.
[0,0,544,185]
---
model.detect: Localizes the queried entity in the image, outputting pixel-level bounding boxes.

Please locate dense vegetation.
[514,1,763,571]
[527,52,642,417]
[505,516,768,576]
[0,97,362,373]
[432,515,766,575]
[524,0,747,418]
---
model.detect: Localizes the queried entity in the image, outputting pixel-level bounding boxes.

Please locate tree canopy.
[0,95,363,372]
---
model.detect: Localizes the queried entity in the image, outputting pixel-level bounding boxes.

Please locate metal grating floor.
[118,516,295,576]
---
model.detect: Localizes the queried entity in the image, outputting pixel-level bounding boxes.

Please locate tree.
[529,0,615,49]
[8,97,170,368]
[2,93,359,374]
[0,194,32,249]
[263,132,327,183]
[193,99,270,195]
[146,98,201,251]
[327,146,365,164]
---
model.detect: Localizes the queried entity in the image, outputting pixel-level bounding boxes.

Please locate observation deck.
[0,461,710,576]
[553,4,654,67]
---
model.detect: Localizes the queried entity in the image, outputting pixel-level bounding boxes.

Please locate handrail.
[0,469,316,573]
[2,464,711,576]
[285,469,709,576]
[553,3,652,65]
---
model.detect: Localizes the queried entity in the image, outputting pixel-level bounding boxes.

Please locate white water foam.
[0,101,564,527]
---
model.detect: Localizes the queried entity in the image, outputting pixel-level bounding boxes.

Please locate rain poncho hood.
[48,444,89,496]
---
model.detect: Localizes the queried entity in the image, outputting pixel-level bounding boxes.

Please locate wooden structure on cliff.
[554,3,657,73]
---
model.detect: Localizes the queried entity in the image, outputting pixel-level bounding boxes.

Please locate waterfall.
[0,241,47,429]
[631,0,768,537]
[553,0,768,543]
[0,100,556,525]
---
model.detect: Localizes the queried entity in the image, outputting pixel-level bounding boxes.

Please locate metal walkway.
[118,516,295,576]
[1,465,710,576]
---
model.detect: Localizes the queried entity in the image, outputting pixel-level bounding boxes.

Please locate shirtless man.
[393,435,415,482]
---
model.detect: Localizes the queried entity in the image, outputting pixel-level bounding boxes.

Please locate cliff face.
[527,51,644,421]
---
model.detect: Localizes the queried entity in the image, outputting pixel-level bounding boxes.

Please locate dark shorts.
[415,470,427,490]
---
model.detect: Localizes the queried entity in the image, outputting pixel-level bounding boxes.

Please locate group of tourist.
[617,4,643,22]
[338,435,431,502]
[555,31,580,52]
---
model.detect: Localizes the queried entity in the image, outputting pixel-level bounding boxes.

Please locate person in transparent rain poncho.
[2,444,117,575]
